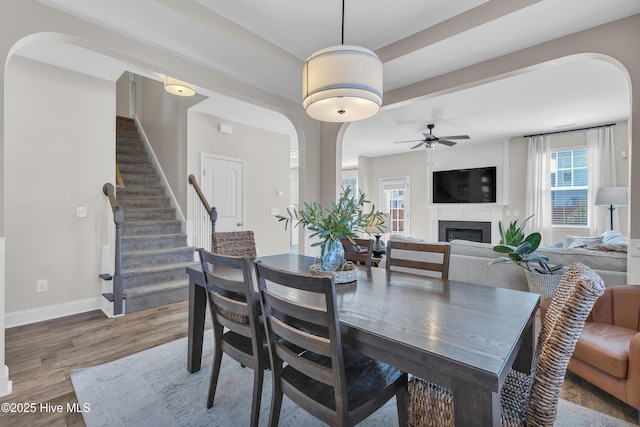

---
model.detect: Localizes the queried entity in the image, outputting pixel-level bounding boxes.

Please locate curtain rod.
[523,123,616,138]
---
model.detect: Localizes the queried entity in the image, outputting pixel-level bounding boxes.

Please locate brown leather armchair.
[543,285,640,411]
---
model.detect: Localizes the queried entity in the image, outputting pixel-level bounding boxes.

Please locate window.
[341,169,358,193]
[550,148,588,226]
[380,178,410,235]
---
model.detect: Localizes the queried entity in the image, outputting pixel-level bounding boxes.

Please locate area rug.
[71,334,634,427]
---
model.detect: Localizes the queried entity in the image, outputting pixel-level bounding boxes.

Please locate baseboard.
[5,297,102,328]
[0,365,12,397]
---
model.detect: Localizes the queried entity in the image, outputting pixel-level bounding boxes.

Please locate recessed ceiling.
[23,0,640,169]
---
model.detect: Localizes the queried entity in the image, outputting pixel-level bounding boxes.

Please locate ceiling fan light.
[302,45,383,122]
[164,76,196,96]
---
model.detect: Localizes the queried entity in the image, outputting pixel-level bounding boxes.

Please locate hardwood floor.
[0,301,637,426]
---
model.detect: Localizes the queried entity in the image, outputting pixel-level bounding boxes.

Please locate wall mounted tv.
[432,166,497,203]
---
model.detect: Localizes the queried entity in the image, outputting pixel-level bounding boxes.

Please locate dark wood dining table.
[186,253,539,427]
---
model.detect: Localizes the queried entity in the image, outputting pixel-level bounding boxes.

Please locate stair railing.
[188,174,217,250]
[101,183,124,316]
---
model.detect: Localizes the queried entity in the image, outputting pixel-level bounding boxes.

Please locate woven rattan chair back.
[212,230,257,259]
[341,237,374,267]
[385,241,451,279]
[255,261,408,427]
[408,262,605,427]
[198,248,266,427]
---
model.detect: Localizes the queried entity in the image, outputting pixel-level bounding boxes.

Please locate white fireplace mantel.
[430,204,505,244]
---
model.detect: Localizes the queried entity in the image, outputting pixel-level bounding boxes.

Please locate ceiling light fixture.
[302,0,383,122]
[164,76,195,96]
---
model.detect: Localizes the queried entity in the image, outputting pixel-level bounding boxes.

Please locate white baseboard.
[5,297,102,328]
[0,365,11,397]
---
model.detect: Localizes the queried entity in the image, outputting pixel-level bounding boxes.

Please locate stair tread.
[124,280,188,298]
[122,261,198,275]
[122,246,195,256]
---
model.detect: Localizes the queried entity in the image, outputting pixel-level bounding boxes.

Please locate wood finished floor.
[0,301,637,426]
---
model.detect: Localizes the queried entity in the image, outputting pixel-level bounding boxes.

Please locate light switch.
[270,208,280,215]
[76,206,87,217]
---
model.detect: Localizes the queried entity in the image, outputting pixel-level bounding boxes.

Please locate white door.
[202,155,245,232]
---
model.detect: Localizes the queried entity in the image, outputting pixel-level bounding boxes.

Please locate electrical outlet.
[37,279,48,293]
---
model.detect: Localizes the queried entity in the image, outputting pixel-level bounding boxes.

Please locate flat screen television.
[433,166,497,203]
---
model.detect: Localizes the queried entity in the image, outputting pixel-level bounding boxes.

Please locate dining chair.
[341,237,374,267]
[255,261,409,427]
[211,230,257,259]
[385,240,451,279]
[407,262,606,426]
[198,248,267,427]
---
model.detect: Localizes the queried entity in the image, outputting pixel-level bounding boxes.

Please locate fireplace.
[439,220,491,243]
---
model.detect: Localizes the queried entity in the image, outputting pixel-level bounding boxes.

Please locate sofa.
[447,239,628,292]
[542,285,640,411]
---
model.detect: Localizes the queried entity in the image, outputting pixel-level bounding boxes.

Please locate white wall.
[4,57,114,323]
[187,111,291,256]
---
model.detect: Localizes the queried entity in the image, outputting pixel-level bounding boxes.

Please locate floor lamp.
[594,186,627,231]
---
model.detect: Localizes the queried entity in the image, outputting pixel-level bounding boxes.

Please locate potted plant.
[277,186,385,271]
[491,216,563,299]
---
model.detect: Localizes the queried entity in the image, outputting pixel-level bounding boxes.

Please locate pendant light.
[302,0,383,122]
[164,76,196,96]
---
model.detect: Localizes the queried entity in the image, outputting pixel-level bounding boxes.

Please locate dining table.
[186,253,540,427]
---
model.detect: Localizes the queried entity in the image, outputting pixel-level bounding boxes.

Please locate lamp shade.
[302,45,383,122]
[595,187,628,206]
[164,76,195,96]
[365,213,389,235]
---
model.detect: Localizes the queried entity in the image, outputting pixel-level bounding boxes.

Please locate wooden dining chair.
[211,230,257,259]
[340,237,374,267]
[408,262,605,426]
[255,261,409,427]
[385,241,451,279]
[198,248,267,427]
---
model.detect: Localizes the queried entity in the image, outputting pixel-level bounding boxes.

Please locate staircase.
[114,116,195,313]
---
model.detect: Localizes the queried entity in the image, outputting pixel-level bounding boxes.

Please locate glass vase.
[321,239,345,272]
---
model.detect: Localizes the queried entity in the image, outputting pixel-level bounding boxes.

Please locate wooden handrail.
[188,174,217,233]
[102,183,124,316]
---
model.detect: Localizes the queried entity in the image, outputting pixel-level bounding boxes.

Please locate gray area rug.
[71,333,634,427]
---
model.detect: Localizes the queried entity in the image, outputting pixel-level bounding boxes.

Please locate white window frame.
[550,146,589,228]
[380,177,410,237]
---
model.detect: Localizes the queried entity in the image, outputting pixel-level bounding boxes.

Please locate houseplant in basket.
[276,186,385,272]
[491,216,563,299]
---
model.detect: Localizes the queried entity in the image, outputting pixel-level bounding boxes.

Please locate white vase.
[525,270,563,301]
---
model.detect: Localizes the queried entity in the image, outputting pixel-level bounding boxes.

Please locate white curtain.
[587,126,617,235]
[525,135,553,244]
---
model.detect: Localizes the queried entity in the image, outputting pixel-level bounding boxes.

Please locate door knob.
[237,223,242,226]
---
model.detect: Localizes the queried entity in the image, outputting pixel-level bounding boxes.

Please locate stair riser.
[121,249,195,270]
[119,175,161,186]
[123,222,182,236]
[117,146,148,157]
[124,209,176,221]
[122,267,188,288]
[117,129,140,139]
[122,235,187,252]
[118,164,156,175]
[117,154,151,165]
[124,285,188,313]
[117,197,170,209]
[118,186,166,197]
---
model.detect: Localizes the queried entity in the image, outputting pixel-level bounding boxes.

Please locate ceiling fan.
[393,124,470,149]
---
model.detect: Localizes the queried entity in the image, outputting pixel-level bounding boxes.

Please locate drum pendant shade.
[302,45,383,122]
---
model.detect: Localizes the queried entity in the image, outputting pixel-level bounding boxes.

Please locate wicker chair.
[408,262,606,426]
[212,230,257,259]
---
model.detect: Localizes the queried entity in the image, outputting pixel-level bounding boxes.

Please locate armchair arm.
[626,332,640,410]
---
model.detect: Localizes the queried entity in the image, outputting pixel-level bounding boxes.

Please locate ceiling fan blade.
[393,139,424,144]
[411,142,425,149]
[439,135,470,140]
[439,139,457,147]
[421,132,436,140]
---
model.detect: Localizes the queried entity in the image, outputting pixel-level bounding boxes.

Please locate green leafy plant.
[491,216,563,275]
[498,215,533,246]
[276,186,385,253]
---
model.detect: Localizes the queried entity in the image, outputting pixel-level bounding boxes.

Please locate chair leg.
[250,368,264,427]
[207,347,223,409]
[268,376,283,427]
[396,374,409,427]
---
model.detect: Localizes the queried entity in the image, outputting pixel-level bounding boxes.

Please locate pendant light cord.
[341,0,345,45]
